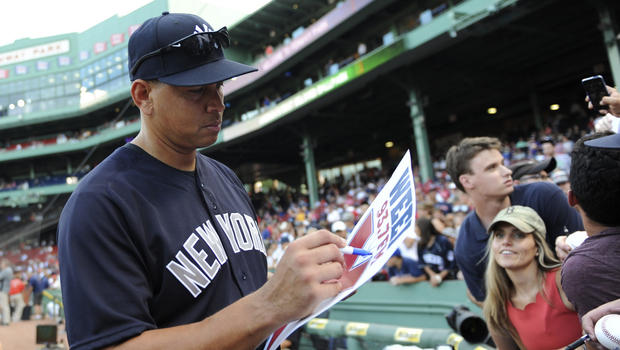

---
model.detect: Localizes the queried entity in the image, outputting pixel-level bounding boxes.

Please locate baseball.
[595,314,620,350]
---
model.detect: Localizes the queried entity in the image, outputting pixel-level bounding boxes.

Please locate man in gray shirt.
[0,259,13,325]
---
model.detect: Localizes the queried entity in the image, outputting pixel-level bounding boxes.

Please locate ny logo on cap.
[194,23,214,34]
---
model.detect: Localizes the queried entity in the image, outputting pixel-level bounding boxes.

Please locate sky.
[0,0,271,47]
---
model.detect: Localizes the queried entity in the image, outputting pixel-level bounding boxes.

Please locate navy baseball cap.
[128,12,257,86]
[584,132,620,149]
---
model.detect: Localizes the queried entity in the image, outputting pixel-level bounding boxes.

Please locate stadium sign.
[0,39,70,67]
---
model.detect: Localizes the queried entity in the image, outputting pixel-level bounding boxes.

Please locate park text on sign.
[0,40,70,67]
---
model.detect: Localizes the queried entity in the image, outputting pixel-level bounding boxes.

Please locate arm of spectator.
[424,266,448,287]
[600,85,620,117]
[105,230,347,350]
[582,299,620,344]
[555,235,571,261]
[389,273,427,286]
[556,267,575,312]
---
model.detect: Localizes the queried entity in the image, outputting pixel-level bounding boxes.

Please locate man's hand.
[587,85,620,117]
[256,230,346,324]
[555,235,571,261]
[582,299,620,345]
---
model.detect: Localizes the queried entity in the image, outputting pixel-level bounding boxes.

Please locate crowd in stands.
[0,241,61,325]
[228,0,459,128]
[0,117,139,156]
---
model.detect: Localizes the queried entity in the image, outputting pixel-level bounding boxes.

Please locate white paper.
[264,150,417,350]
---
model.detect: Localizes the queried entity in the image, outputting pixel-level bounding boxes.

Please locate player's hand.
[257,230,346,323]
[554,235,571,261]
[582,299,620,344]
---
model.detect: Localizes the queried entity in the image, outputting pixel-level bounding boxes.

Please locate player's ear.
[131,79,154,115]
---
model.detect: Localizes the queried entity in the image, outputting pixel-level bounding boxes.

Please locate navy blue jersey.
[58,144,267,350]
[418,235,456,277]
[454,181,583,302]
[388,256,424,278]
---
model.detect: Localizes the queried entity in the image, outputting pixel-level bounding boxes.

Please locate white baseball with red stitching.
[595,314,620,350]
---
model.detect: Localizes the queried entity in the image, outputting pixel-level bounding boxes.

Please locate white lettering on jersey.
[195,221,227,265]
[166,248,210,298]
[245,214,266,255]
[216,214,240,253]
[169,214,265,297]
[230,213,253,251]
[184,233,221,280]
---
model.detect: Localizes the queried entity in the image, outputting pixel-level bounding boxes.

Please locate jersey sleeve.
[58,188,155,350]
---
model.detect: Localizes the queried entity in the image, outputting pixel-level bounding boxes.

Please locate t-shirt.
[561,227,620,317]
[455,182,583,302]
[9,278,25,296]
[28,275,48,294]
[388,256,424,278]
[507,269,582,350]
[58,144,268,350]
[418,235,456,278]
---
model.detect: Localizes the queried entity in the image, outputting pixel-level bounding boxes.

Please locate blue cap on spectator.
[128,12,256,85]
[584,133,620,149]
[391,249,401,258]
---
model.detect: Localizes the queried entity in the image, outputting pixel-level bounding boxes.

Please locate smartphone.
[581,75,610,111]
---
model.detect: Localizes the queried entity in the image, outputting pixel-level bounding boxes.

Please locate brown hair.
[446,137,502,192]
[482,221,560,348]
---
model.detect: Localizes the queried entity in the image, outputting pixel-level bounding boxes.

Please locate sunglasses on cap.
[130,27,231,77]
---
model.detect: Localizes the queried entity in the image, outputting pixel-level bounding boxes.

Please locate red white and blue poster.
[264,150,416,350]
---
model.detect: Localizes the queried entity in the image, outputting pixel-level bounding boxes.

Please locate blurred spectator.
[561,132,620,322]
[416,218,457,287]
[28,269,49,319]
[331,221,347,239]
[385,249,426,286]
[398,231,420,262]
[508,158,556,184]
[0,259,12,325]
[9,275,25,322]
[541,138,571,174]
[550,170,570,197]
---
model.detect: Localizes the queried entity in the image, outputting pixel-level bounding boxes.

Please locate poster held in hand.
[264,150,417,350]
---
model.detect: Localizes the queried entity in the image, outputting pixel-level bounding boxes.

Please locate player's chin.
[195,134,219,148]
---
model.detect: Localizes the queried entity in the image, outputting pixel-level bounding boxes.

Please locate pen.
[340,246,372,256]
[565,334,589,350]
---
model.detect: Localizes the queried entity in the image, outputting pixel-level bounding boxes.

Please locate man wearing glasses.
[58,12,347,350]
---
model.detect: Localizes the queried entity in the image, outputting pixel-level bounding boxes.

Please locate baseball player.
[58,12,347,350]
